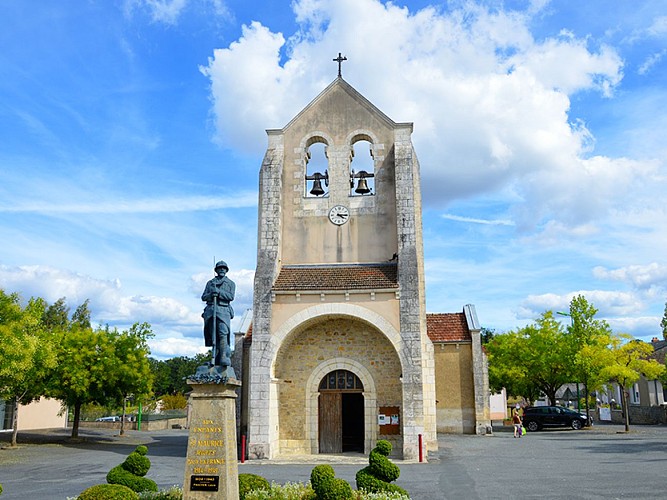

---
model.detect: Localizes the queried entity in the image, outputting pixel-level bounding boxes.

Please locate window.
[349,139,374,196]
[319,370,364,391]
[304,141,329,197]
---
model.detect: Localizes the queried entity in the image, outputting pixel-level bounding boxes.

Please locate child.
[512,406,523,438]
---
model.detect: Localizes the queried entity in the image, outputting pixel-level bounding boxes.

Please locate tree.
[149,353,210,396]
[42,297,70,330]
[486,331,541,403]
[594,334,666,432]
[0,292,57,446]
[49,322,113,438]
[48,316,155,438]
[567,295,612,416]
[487,312,573,405]
[661,301,667,341]
[105,323,154,436]
[480,327,495,344]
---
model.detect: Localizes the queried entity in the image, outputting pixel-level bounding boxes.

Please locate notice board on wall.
[378,406,400,435]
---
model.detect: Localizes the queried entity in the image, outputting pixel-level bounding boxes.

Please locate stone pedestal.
[183,377,241,499]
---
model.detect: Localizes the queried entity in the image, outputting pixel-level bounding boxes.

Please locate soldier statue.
[201,260,235,371]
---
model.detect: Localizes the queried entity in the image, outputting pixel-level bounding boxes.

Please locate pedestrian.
[512,405,523,438]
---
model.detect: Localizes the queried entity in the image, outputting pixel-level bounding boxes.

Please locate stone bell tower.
[247,68,437,460]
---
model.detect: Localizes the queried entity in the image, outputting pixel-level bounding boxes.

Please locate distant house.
[1,398,67,432]
[632,338,666,407]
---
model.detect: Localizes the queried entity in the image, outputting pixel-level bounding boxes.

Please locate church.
[235,64,490,461]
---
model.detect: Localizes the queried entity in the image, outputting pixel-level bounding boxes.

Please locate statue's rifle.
[211,286,218,367]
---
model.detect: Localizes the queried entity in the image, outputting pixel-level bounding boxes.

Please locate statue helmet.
[214,260,229,271]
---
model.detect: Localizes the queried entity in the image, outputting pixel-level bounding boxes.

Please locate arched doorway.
[318,370,364,453]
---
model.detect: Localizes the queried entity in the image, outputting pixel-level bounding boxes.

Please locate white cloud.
[593,263,667,291]
[519,290,645,319]
[0,193,257,214]
[638,49,667,75]
[647,16,667,37]
[441,213,514,226]
[125,0,230,25]
[148,336,208,359]
[199,0,651,233]
[0,264,201,330]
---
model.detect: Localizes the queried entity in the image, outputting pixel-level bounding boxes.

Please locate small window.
[304,142,329,197]
[319,370,363,391]
[349,140,375,196]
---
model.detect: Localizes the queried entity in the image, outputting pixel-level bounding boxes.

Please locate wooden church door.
[318,370,364,454]
[319,392,342,453]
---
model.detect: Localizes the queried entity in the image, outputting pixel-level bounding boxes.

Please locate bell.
[355,177,371,195]
[310,178,325,196]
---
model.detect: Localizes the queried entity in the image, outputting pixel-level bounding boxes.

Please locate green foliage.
[149,353,211,395]
[137,487,183,500]
[48,314,154,438]
[480,327,495,344]
[487,311,573,404]
[355,441,407,498]
[106,446,157,493]
[159,393,187,410]
[239,474,271,499]
[78,483,139,500]
[0,482,3,495]
[594,333,666,431]
[240,481,409,500]
[0,291,58,446]
[310,465,353,500]
[661,301,667,341]
[243,481,315,500]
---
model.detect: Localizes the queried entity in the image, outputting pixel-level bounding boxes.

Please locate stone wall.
[274,317,401,453]
[610,406,667,425]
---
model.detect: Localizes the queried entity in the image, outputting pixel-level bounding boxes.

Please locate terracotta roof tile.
[426,313,471,343]
[273,263,398,291]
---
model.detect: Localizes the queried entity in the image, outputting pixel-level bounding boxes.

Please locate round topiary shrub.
[106,445,158,493]
[238,473,270,500]
[310,464,353,500]
[355,440,407,497]
[78,483,138,500]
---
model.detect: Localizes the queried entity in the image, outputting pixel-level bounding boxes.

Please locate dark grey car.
[522,405,591,431]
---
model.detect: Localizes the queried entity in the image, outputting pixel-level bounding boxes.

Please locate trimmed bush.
[355,441,407,497]
[239,474,270,500]
[78,483,139,500]
[310,465,353,500]
[106,446,158,493]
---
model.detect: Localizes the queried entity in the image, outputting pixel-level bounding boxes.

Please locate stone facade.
[245,77,487,461]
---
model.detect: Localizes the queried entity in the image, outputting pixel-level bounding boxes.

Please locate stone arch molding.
[299,131,334,150]
[345,129,380,148]
[305,357,378,454]
[269,303,405,376]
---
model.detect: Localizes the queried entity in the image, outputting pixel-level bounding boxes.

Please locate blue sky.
[1,0,666,358]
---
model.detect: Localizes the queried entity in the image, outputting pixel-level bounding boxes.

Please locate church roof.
[277,77,411,133]
[273,263,399,291]
[426,313,471,343]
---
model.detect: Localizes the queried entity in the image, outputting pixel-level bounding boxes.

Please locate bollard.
[241,434,246,463]
[418,433,423,462]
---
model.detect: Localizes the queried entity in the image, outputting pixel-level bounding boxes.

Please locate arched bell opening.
[318,370,365,453]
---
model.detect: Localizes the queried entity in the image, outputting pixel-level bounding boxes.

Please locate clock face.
[328,205,350,225]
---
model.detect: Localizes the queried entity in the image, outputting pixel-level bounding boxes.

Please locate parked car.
[522,406,591,431]
[95,416,120,422]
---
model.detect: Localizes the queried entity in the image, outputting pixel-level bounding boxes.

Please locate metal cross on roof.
[333,52,347,78]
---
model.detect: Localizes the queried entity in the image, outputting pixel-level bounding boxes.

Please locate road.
[1,423,665,499]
